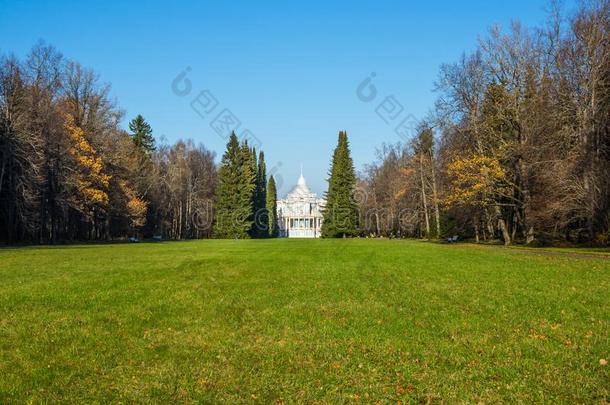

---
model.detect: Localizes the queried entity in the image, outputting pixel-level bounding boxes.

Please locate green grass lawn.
[0,239,608,403]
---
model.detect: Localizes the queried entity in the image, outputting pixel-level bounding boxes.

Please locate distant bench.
[447,235,459,243]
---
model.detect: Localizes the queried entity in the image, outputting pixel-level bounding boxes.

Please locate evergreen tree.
[213,132,255,238]
[266,175,279,237]
[256,151,268,237]
[244,144,258,237]
[128,115,155,153]
[321,131,359,237]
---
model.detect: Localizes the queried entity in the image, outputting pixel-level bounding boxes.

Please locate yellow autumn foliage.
[120,180,148,228]
[444,154,507,207]
[65,114,110,208]
[394,167,416,200]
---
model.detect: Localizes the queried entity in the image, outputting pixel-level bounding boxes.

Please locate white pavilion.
[277,171,325,238]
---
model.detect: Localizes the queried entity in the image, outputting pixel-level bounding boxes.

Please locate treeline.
[2,1,608,246]
[0,43,218,243]
[359,1,609,245]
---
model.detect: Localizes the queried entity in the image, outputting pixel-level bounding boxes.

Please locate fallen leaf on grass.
[530,332,547,340]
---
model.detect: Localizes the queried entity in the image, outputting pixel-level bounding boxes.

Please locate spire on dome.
[287,167,312,199]
[297,169,306,188]
[296,163,307,188]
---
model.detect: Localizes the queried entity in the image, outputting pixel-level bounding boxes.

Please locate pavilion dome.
[287,173,315,199]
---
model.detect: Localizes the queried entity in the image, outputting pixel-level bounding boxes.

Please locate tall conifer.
[321,131,359,237]
[243,143,258,237]
[256,151,268,237]
[213,132,255,238]
[266,175,279,237]
[128,115,156,153]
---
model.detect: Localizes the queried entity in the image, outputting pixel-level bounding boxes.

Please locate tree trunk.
[429,150,441,238]
[495,206,511,245]
[419,153,430,238]
[375,210,381,237]
[526,226,535,244]
[474,217,480,243]
[485,208,495,238]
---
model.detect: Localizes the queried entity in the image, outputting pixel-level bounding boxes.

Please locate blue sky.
[0,0,574,195]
